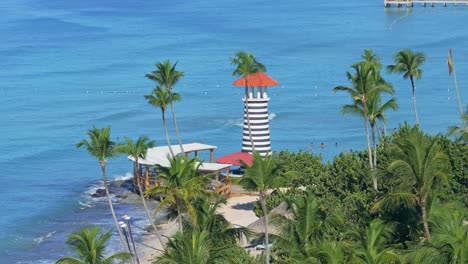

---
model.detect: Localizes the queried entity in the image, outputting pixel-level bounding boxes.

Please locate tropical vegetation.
[144,85,181,158]
[146,60,186,153]
[66,50,466,264]
[76,126,129,252]
[241,151,284,264]
[145,155,212,233]
[448,109,468,143]
[56,226,132,264]
[387,49,426,125]
[334,49,397,190]
[115,136,165,249]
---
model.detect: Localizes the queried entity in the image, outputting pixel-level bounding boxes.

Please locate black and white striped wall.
[242,96,271,155]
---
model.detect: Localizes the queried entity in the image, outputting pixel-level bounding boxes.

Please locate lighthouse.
[233,72,278,156]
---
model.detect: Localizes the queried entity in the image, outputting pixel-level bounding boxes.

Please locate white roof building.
[128,142,232,172]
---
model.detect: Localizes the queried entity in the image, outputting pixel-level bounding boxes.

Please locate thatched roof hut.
[247,201,292,236]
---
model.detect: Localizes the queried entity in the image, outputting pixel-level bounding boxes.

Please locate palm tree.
[334,61,394,190]
[372,127,451,241]
[367,94,398,169]
[56,226,132,264]
[272,193,344,263]
[317,240,350,264]
[428,201,467,264]
[231,51,266,152]
[240,151,283,264]
[154,228,234,264]
[387,49,426,125]
[448,109,468,143]
[361,49,383,80]
[406,201,467,264]
[155,196,254,264]
[145,86,181,158]
[146,60,185,153]
[361,49,394,138]
[76,126,128,252]
[349,219,401,264]
[115,136,165,250]
[145,155,212,233]
[187,196,251,244]
[360,49,398,172]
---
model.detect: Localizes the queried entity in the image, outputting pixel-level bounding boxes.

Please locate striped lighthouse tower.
[233,72,278,156]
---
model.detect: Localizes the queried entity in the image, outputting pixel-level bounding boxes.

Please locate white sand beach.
[137,195,260,263]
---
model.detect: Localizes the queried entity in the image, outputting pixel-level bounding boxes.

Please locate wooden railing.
[215,182,231,195]
[138,175,159,190]
[138,175,230,195]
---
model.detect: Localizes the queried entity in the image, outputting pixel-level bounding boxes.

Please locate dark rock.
[91,189,106,197]
[116,193,129,199]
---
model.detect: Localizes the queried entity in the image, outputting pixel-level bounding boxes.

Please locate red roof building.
[216,151,253,166]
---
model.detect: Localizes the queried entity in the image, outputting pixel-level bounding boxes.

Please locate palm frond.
[371,192,417,214]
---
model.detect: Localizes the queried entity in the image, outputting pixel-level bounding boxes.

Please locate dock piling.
[385,0,468,8]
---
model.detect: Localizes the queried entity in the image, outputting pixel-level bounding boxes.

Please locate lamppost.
[119,221,131,251]
[122,215,140,264]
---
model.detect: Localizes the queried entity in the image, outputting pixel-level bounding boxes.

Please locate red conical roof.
[233,72,279,87]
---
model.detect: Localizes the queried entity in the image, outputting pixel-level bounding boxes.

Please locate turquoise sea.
[1,0,467,262]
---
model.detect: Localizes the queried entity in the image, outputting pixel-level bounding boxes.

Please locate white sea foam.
[82,172,132,198]
[225,118,243,127]
[83,181,104,196]
[113,172,133,181]
[78,200,94,209]
[17,260,54,264]
[81,179,118,204]
[33,231,56,244]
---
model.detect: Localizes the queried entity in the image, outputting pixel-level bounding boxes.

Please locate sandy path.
[137,195,260,263]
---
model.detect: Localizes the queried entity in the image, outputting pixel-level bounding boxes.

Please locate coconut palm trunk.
[452,79,465,129]
[383,121,387,137]
[259,192,270,264]
[100,162,130,253]
[161,111,175,158]
[375,122,383,141]
[419,195,432,242]
[371,124,378,169]
[371,124,379,191]
[364,116,377,190]
[134,159,165,251]
[176,204,183,233]
[410,76,419,125]
[364,114,374,169]
[244,79,255,152]
[169,101,185,154]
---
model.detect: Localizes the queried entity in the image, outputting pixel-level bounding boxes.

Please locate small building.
[128,142,233,195]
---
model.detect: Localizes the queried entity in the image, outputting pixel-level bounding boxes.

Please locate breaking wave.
[33,231,56,244]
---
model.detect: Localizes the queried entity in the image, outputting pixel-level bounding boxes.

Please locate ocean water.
[1,0,467,262]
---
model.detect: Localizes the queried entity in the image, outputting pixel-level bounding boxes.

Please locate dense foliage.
[252,125,466,263]
[71,51,466,264]
[55,227,132,264]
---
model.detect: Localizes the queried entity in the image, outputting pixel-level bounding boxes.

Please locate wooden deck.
[138,173,231,196]
[385,0,468,7]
